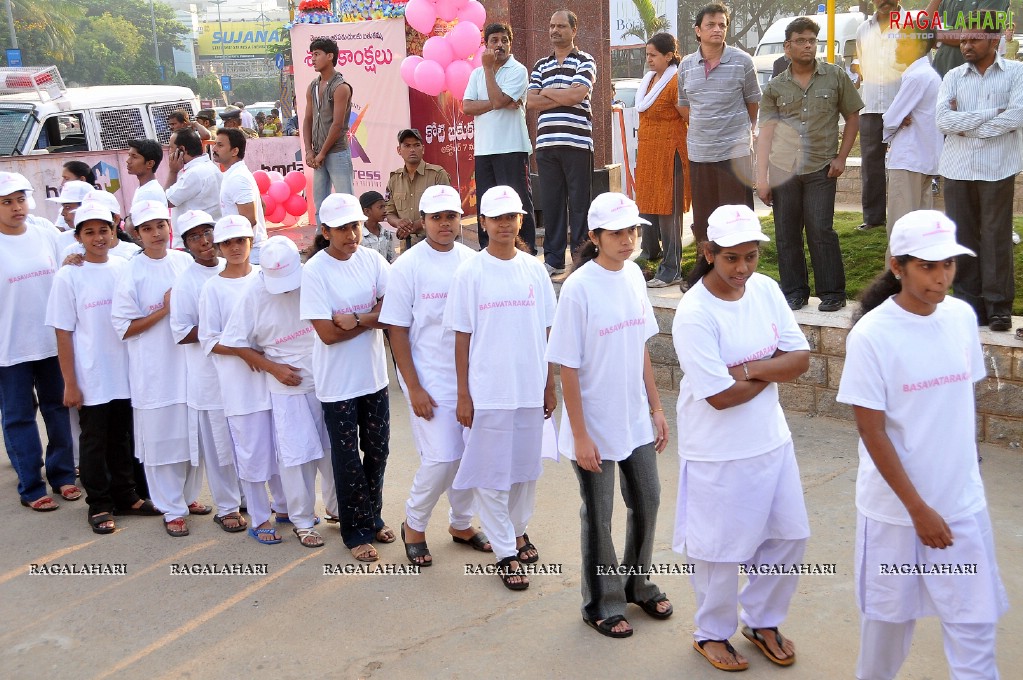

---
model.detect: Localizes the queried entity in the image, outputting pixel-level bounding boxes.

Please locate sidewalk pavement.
[1,366,1019,679]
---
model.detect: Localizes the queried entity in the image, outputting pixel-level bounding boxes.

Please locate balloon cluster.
[255,170,308,226]
[400,0,487,99]
[338,0,409,21]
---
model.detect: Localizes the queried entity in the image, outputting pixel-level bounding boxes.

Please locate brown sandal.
[213,512,247,533]
[21,496,59,512]
[351,544,378,562]
[165,518,189,537]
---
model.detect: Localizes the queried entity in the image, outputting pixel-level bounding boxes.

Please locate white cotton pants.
[277,460,320,530]
[241,474,285,528]
[318,454,337,517]
[145,461,195,523]
[689,537,807,642]
[193,407,241,516]
[184,456,205,505]
[856,618,999,680]
[405,459,476,533]
[475,481,536,561]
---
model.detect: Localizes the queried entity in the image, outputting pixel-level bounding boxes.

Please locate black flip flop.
[213,512,248,533]
[452,531,492,552]
[496,556,528,591]
[114,499,162,516]
[400,522,432,567]
[633,592,673,619]
[583,615,633,639]
[516,532,539,564]
[89,512,116,535]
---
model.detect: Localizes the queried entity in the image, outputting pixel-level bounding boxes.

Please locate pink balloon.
[284,193,308,217]
[447,20,481,60]
[400,56,423,88]
[446,59,474,100]
[451,0,469,9]
[267,204,287,224]
[263,194,277,215]
[267,171,284,183]
[404,0,437,35]
[268,181,291,203]
[414,60,447,96]
[253,170,271,194]
[285,170,306,194]
[456,0,486,29]
[281,212,298,227]
[435,0,458,21]
[423,35,454,68]
[473,45,485,63]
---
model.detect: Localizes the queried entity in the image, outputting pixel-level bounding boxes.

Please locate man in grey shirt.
[303,37,354,220]
[677,3,761,246]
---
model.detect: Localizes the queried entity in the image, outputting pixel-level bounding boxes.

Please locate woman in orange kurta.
[635,32,691,288]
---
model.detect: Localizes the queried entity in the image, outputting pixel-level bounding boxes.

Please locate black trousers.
[945,176,1016,321]
[689,156,754,245]
[475,152,536,254]
[537,146,592,269]
[858,113,888,226]
[78,398,137,515]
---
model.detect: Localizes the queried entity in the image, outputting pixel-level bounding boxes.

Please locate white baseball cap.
[890,210,975,261]
[420,185,463,214]
[479,186,526,217]
[73,204,113,229]
[47,180,94,205]
[177,210,216,239]
[259,235,302,294]
[587,192,651,232]
[707,205,770,247]
[213,214,254,243]
[80,189,122,217]
[130,199,171,227]
[320,193,367,228]
[0,172,33,198]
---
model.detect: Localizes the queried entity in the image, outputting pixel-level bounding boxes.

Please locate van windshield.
[0,106,36,156]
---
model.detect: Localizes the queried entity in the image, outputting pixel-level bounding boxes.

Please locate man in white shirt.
[462,22,535,253]
[212,127,268,264]
[234,101,256,130]
[936,13,1023,332]
[165,128,223,249]
[882,25,942,260]
[126,139,166,209]
[854,0,903,231]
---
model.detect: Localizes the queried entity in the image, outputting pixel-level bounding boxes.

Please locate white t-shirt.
[300,246,389,402]
[464,57,532,155]
[132,179,167,207]
[222,271,316,396]
[379,241,476,403]
[220,161,267,253]
[169,259,226,410]
[837,296,988,526]
[27,214,56,231]
[45,258,131,405]
[672,273,809,461]
[546,260,656,461]
[0,222,61,366]
[111,249,192,409]
[443,249,556,409]
[166,155,223,249]
[198,268,270,417]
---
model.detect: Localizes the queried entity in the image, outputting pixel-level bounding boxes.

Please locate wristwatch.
[353,313,361,327]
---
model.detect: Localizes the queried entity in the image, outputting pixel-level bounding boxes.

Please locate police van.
[0,66,199,156]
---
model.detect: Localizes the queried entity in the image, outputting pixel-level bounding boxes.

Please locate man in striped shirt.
[526,10,596,276]
[678,3,761,248]
[937,13,1023,332]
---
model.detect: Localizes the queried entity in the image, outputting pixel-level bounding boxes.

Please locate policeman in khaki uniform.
[384,129,452,250]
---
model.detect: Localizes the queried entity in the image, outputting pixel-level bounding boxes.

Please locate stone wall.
[648,297,1023,448]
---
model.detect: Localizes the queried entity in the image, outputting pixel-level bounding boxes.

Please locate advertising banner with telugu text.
[291,20,410,213]
[408,89,476,217]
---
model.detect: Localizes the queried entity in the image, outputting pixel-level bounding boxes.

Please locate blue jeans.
[313,147,354,221]
[0,357,75,502]
[322,387,390,548]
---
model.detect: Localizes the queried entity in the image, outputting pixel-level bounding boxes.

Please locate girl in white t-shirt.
[111,200,197,536]
[46,204,139,534]
[837,211,1008,680]
[199,215,284,545]
[443,186,557,591]
[0,172,76,512]
[379,185,488,567]
[671,205,811,672]
[300,193,391,563]
[546,193,670,637]
[222,235,339,549]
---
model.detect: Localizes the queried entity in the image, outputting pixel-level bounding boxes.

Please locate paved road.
[2,369,1020,679]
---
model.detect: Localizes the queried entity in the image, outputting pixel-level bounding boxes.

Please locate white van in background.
[0,66,199,156]
[753,11,867,87]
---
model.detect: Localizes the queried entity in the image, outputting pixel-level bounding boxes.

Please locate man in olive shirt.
[384,129,452,249]
[757,17,863,312]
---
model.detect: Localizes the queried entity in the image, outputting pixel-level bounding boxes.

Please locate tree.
[622,0,672,43]
[0,0,81,65]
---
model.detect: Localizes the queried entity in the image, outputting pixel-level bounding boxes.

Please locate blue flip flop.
[248,527,282,545]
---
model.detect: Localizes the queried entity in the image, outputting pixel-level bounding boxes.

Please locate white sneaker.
[545,263,565,276]
[647,278,671,288]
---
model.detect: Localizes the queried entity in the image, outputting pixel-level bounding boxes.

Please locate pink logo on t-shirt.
[420,292,447,300]
[84,298,112,310]
[147,301,165,313]
[903,371,970,392]
[599,316,646,337]
[273,325,313,345]
[7,266,55,284]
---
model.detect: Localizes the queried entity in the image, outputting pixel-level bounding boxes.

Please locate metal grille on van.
[150,101,197,145]
[97,108,146,150]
